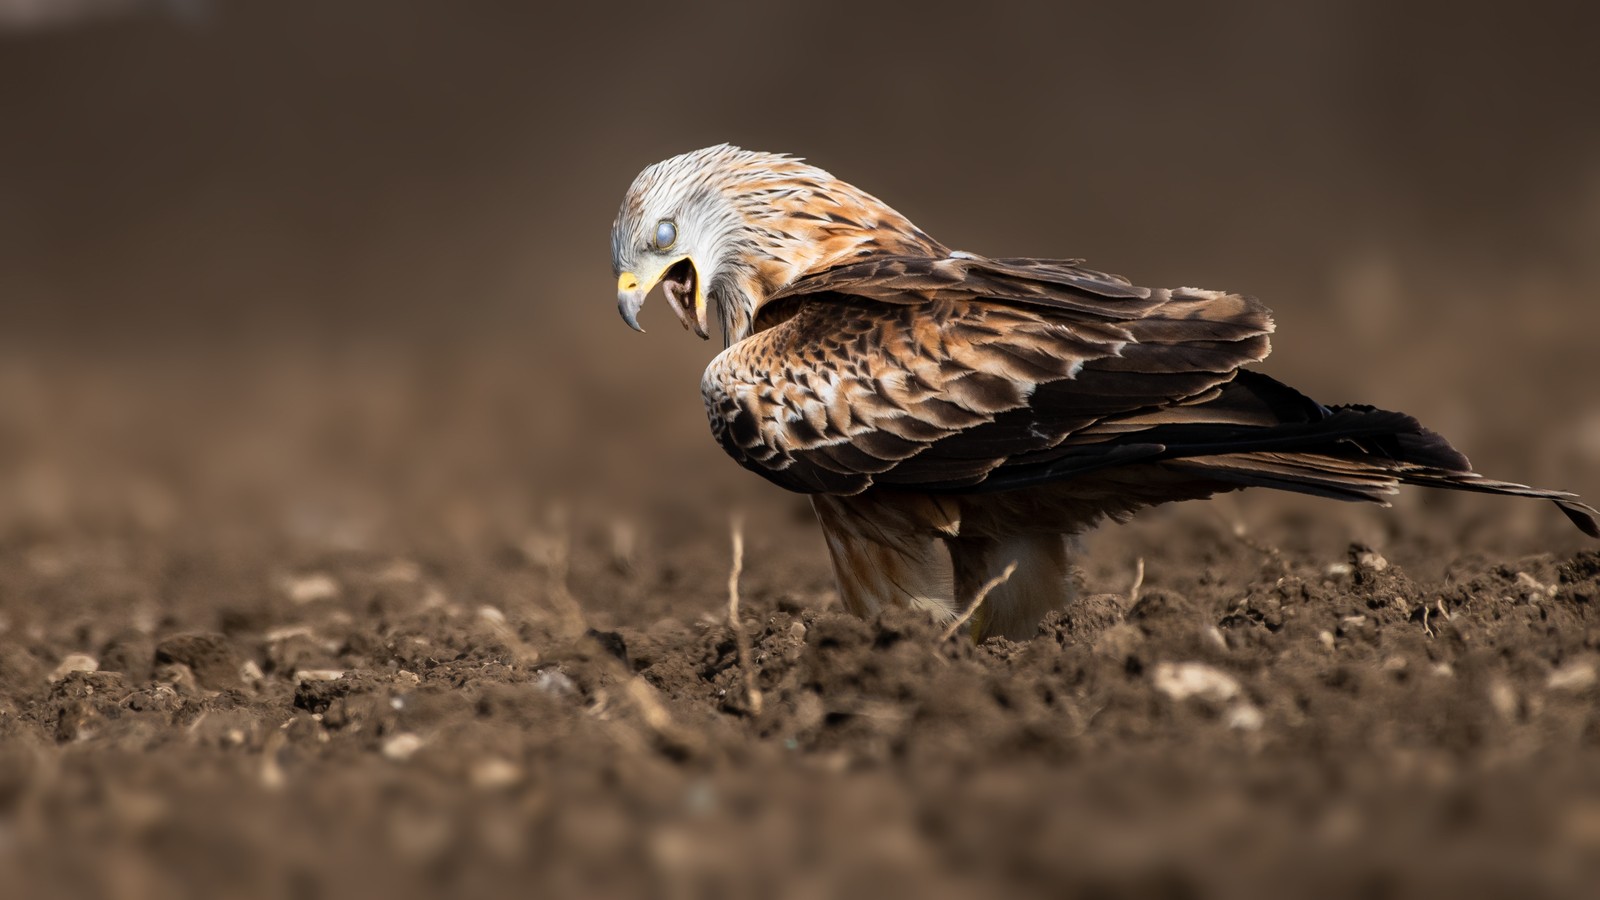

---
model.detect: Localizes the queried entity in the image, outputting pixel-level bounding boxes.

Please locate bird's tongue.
[662,263,707,339]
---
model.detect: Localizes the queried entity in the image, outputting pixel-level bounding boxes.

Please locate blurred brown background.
[3,0,1598,527]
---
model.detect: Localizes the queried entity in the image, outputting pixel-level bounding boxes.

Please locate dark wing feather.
[705,253,1599,537]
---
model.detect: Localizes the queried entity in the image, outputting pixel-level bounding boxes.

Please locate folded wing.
[702,254,1598,536]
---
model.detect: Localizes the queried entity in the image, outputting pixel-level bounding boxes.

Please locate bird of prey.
[610,144,1598,641]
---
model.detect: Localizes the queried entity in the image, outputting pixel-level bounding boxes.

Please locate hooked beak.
[615,259,709,339]
[616,272,648,332]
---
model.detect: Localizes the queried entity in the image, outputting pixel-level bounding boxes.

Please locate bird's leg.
[810,495,958,625]
[947,534,1072,641]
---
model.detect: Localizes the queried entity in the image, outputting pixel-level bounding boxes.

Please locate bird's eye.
[654,219,677,250]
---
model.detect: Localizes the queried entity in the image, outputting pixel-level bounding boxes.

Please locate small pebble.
[1355,550,1388,572]
[535,669,578,697]
[264,625,333,648]
[282,573,339,604]
[49,653,99,682]
[1226,703,1265,731]
[470,758,523,789]
[1488,678,1519,722]
[1152,661,1240,703]
[382,733,425,761]
[1548,661,1598,692]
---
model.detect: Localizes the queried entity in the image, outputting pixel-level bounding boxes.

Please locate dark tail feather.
[1144,374,1600,538]
[971,369,1598,537]
[1395,470,1600,539]
[1165,452,1599,537]
[1560,500,1600,538]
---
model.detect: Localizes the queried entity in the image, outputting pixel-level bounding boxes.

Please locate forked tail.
[1146,373,1599,537]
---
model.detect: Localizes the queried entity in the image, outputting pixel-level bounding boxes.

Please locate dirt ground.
[5,4,1600,898]
[0,345,1597,900]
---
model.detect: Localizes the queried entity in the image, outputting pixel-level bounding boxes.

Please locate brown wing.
[702,254,1273,495]
[702,253,1600,537]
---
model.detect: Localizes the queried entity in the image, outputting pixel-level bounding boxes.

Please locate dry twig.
[727,513,764,715]
[1213,504,1287,570]
[940,561,1019,642]
[540,505,590,640]
[624,677,675,733]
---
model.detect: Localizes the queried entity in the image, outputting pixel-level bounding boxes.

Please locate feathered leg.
[948,534,1073,642]
[811,495,958,622]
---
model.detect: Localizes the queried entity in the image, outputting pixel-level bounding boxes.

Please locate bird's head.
[610,144,941,346]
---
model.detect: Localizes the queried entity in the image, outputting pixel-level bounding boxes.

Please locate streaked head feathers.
[611,144,939,345]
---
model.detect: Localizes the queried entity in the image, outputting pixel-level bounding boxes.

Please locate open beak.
[616,259,709,339]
